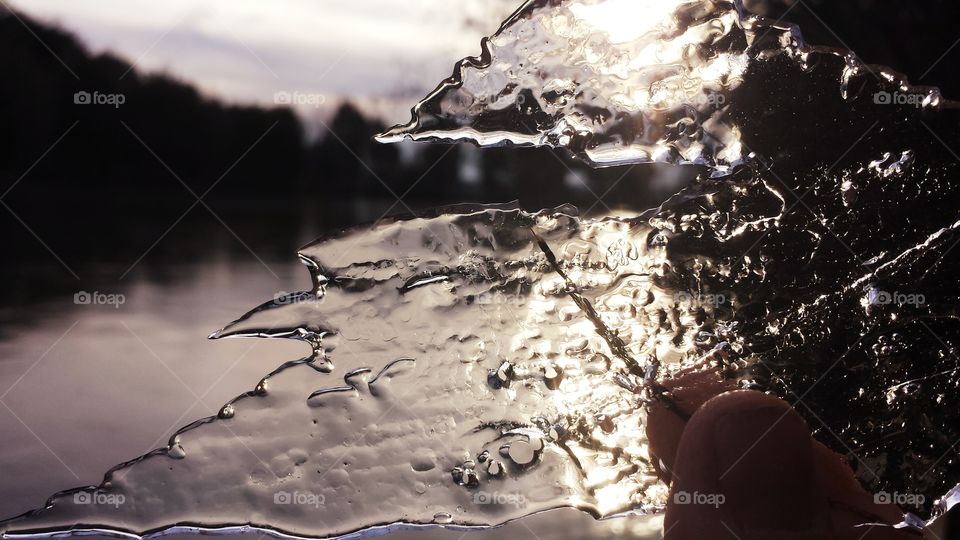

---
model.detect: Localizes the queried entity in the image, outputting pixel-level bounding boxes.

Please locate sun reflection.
[507,220,681,517]
[381,0,752,172]
[567,0,681,43]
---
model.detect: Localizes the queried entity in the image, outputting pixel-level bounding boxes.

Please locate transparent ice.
[3,0,960,538]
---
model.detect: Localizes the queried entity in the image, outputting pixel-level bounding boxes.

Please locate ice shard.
[377,0,942,176]
[0,205,701,538]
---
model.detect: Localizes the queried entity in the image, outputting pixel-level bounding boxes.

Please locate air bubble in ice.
[544,364,563,390]
[433,513,453,524]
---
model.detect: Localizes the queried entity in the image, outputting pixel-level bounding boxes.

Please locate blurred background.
[2,0,960,306]
[1,1,960,538]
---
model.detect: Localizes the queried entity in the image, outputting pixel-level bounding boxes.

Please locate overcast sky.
[9,0,520,127]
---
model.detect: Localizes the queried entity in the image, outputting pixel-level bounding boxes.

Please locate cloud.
[9,0,519,123]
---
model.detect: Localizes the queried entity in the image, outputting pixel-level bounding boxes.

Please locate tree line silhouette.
[0,9,679,273]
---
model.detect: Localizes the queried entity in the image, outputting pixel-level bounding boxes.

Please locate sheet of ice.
[6,142,960,536]
[0,204,709,538]
[377,0,942,175]
[4,0,960,538]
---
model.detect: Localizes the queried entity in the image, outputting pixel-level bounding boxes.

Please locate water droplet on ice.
[168,439,186,460]
[488,361,515,389]
[507,440,540,466]
[544,364,563,390]
[218,404,235,419]
[451,466,479,487]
